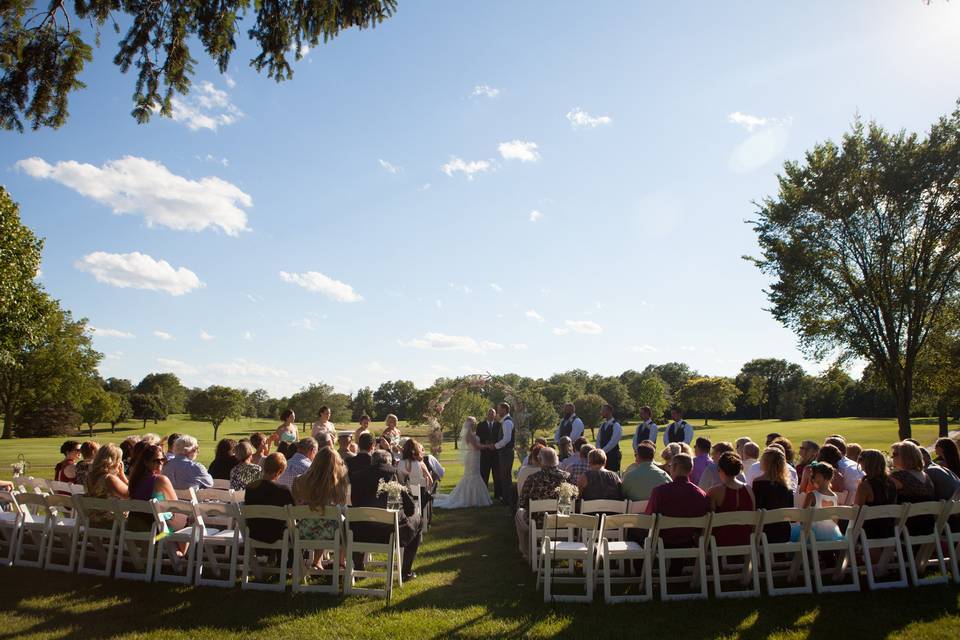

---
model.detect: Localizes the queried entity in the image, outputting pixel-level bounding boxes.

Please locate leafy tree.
[326,393,353,423]
[736,359,805,419]
[914,305,960,437]
[246,388,271,418]
[541,380,579,414]
[130,392,167,428]
[591,377,634,421]
[136,373,187,414]
[103,377,133,396]
[517,389,559,440]
[186,385,246,440]
[81,387,121,436]
[288,382,335,426]
[573,393,605,439]
[750,106,960,439]
[640,362,697,398]
[109,391,133,433]
[437,390,489,449]
[739,374,768,419]
[628,375,669,421]
[373,380,418,421]
[777,388,806,421]
[804,367,852,419]
[351,386,376,421]
[676,377,740,425]
[1,0,398,132]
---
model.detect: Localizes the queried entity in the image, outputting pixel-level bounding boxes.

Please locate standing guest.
[208,438,239,480]
[645,454,709,563]
[707,452,755,547]
[249,432,269,466]
[230,441,263,490]
[824,436,863,505]
[595,404,623,472]
[765,433,782,446]
[564,443,593,485]
[698,441,735,491]
[291,447,349,565]
[846,443,863,465]
[664,408,693,445]
[795,440,820,482]
[54,441,81,483]
[127,444,180,531]
[337,432,356,460]
[934,437,960,476]
[854,449,898,540]
[752,448,795,542]
[397,438,433,489]
[279,437,319,488]
[164,435,214,490]
[919,447,960,500]
[577,448,623,501]
[476,408,502,499]
[557,436,574,462]
[244,454,294,543]
[622,442,671,502]
[515,448,569,559]
[311,406,335,441]
[381,414,402,451]
[270,409,299,459]
[165,433,181,461]
[632,406,660,450]
[516,445,543,496]
[690,437,712,486]
[554,403,585,444]
[492,402,516,504]
[347,432,376,477]
[354,414,372,442]
[74,441,100,487]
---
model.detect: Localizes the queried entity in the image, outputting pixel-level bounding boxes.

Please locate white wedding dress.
[434,425,493,509]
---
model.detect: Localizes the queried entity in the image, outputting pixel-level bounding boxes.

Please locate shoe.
[402,572,417,581]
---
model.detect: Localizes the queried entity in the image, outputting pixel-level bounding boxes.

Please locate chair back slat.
[627,500,649,513]
[759,507,811,527]
[528,499,557,514]
[194,502,238,521]
[709,510,760,528]
[196,488,234,503]
[656,514,711,530]
[903,500,946,518]
[602,513,656,532]
[345,507,398,525]
[580,499,627,514]
[174,488,198,502]
[543,513,600,532]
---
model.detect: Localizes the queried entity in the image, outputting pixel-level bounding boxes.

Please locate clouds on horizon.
[400,332,504,354]
[279,270,363,302]
[498,140,540,162]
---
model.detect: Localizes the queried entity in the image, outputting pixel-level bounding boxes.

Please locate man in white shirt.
[278,437,318,488]
[632,405,659,451]
[742,442,762,484]
[825,436,864,505]
[554,403,585,444]
[310,405,335,440]
[595,404,623,472]
[492,402,516,505]
[663,408,693,445]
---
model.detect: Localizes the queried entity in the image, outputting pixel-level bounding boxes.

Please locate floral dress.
[230,462,262,490]
[296,507,342,540]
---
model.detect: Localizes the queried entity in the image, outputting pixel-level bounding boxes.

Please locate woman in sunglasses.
[126,444,181,532]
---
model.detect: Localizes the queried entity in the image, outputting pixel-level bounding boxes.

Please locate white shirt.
[837,456,864,505]
[495,416,514,450]
[743,459,762,484]
[596,419,622,454]
[664,420,693,444]
[632,420,659,450]
[554,415,585,443]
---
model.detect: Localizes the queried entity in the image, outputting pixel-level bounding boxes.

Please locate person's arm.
[0,480,12,491]
[802,491,815,508]
[854,478,871,506]
[572,419,584,441]
[106,475,129,499]
[645,488,658,515]
[155,475,177,502]
[601,423,622,454]
[194,463,214,489]
[684,423,693,444]
[494,420,513,449]
[577,473,588,491]
[63,463,77,481]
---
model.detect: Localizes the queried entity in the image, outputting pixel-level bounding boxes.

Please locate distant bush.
[16,404,82,437]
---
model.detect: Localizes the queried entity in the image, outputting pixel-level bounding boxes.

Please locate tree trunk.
[88,422,94,437]
[937,398,950,438]
[1,411,11,440]
[895,394,912,441]
[111,421,116,434]
[142,418,147,429]
[213,421,220,441]
[704,417,710,426]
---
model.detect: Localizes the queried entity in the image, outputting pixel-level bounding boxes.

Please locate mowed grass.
[0,416,958,639]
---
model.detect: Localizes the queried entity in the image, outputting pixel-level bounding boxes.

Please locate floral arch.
[424,374,529,456]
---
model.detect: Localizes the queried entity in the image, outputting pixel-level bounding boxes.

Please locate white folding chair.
[580,499,628,515]
[288,505,343,594]
[196,488,236,504]
[153,500,200,584]
[627,500,649,514]
[194,502,241,587]
[940,500,960,584]
[239,504,291,592]
[76,496,120,576]
[537,513,602,603]
[175,488,198,502]
[212,479,232,490]
[43,494,79,572]
[901,501,949,586]
[599,513,657,603]
[0,491,22,567]
[528,498,558,572]
[407,484,422,518]
[707,510,761,598]
[67,483,85,496]
[758,507,812,596]
[114,499,158,582]
[654,514,711,601]
[15,477,48,495]
[807,505,860,593]
[13,492,49,568]
[46,480,75,495]
[855,503,909,590]
[344,507,402,601]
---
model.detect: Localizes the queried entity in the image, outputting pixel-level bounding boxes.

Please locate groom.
[476,408,502,501]
[492,402,515,507]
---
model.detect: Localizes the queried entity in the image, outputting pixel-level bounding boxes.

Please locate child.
[799,462,843,541]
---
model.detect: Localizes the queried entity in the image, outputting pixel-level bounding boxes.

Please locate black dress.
[892,470,936,536]
[752,479,794,543]
[861,477,898,539]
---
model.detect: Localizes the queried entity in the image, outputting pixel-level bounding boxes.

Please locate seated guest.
[752,447,795,542]
[560,437,589,472]
[347,432,377,477]
[707,453,754,547]
[292,447,349,566]
[846,443,863,465]
[919,446,960,500]
[800,462,843,541]
[74,441,100,487]
[855,449,898,540]
[521,438,549,467]
[515,447,569,559]
[163,435,214,490]
[424,444,445,486]
[249,432,269,466]
[765,433,782,446]
[557,436,574,462]
[165,433,181,461]
[54,440,81,483]
[824,436,863,505]
[768,437,799,488]
[659,442,682,473]
[645,454,709,554]
[577,448,623,501]
[690,437,712,486]
[734,437,753,459]
[742,442,762,484]
[563,443,593,485]
[622,442,671,502]
[141,433,162,447]
[397,437,433,489]
[230,441,263,490]
[799,444,845,496]
[795,440,819,480]
[337,432,356,460]
[516,445,543,496]
[127,444,180,531]
[84,443,129,528]
[278,437,318,488]
[119,436,140,474]
[698,441,735,491]
[935,437,960,477]
[208,438,239,480]
[245,454,294,543]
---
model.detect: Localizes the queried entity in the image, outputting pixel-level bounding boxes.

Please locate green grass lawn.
[1,416,959,638]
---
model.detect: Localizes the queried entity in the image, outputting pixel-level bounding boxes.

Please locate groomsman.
[554,403,585,443]
[493,402,516,505]
[632,405,659,451]
[596,404,623,472]
[476,408,502,500]
[664,408,694,444]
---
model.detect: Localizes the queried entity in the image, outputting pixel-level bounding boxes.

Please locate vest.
[558,416,575,439]
[637,421,655,442]
[503,417,516,449]
[598,420,620,451]
[667,421,686,443]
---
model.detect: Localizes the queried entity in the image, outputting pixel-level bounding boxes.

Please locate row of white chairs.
[11,476,243,503]
[531,499,960,603]
[0,491,407,601]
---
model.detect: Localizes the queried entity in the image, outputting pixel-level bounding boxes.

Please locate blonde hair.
[85,443,123,496]
[892,441,924,471]
[384,414,399,428]
[292,448,348,510]
[662,442,682,462]
[760,447,789,488]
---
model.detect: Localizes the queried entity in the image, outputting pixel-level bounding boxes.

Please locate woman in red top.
[54,440,82,483]
[707,452,755,546]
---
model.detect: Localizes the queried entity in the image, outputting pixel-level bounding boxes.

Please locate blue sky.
[4,1,960,397]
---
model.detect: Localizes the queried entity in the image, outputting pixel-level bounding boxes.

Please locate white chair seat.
[549,541,589,553]
[55,517,77,528]
[604,540,642,553]
[210,529,238,539]
[0,512,18,523]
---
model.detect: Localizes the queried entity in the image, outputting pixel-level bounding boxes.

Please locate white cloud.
[75,251,203,296]
[399,332,504,354]
[157,358,199,376]
[291,317,318,331]
[680,345,697,352]
[279,270,363,303]
[526,309,545,322]
[529,209,543,223]
[566,107,612,129]
[90,326,135,338]
[224,74,236,88]
[554,320,603,335]
[511,343,529,350]
[366,361,392,375]
[198,153,229,167]
[627,344,658,353]
[470,84,500,98]
[17,156,251,236]
[378,158,402,174]
[490,283,503,293]
[449,283,472,294]
[727,111,791,132]
[152,330,175,341]
[200,330,215,341]
[441,157,493,180]
[206,358,290,382]
[498,140,540,162]
[728,112,793,174]
[168,81,243,131]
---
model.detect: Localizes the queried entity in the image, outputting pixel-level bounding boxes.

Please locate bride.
[434,416,493,509]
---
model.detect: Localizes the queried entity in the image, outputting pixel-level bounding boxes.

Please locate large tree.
[187,385,246,440]
[914,304,960,437]
[81,387,122,436]
[676,377,740,426]
[750,106,960,439]
[350,386,376,421]
[130,392,166,428]
[1,0,398,131]
[735,358,805,420]
[135,372,187,414]
[373,380,418,421]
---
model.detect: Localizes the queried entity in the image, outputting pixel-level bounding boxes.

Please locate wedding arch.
[424,374,529,456]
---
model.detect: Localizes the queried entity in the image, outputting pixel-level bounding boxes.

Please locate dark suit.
[346,451,373,477]
[476,419,502,498]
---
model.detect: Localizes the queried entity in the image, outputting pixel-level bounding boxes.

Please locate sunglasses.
[151,457,166,465]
